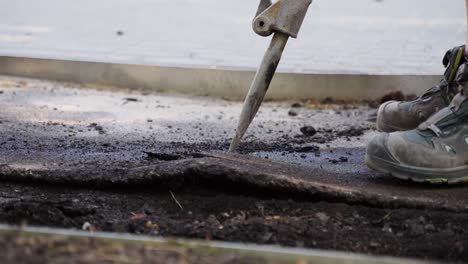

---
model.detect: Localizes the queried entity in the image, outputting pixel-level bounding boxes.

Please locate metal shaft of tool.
[229,32,289,152]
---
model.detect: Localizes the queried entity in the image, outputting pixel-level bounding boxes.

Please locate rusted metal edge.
[0,224,433,264]
[0,56,440,101]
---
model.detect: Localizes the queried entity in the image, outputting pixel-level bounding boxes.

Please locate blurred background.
[0,0,465,75]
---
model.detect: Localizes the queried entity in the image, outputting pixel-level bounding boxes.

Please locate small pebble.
[288,110,298,117]
[300,126,317,137]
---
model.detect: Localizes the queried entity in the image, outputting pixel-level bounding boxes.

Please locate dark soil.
[0,83,461,263]
[0,182,466,263]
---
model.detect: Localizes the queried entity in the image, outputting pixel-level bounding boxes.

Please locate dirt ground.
[0,182,466,263]
[1,77,467,263]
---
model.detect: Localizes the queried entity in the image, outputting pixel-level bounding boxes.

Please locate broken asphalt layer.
[0,76,467,213]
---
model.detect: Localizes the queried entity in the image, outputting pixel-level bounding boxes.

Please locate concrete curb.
[0,56,440,101]
[0,225,432,264]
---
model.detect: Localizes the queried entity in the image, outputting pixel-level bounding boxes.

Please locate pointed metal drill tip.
[228,33,289,152]
[229,84,269,152]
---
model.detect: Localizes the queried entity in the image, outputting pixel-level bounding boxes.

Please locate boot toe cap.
[366,133,399,164]
[376,101,401,132]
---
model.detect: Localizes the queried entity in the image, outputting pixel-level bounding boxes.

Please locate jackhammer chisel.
[229,0,313,152]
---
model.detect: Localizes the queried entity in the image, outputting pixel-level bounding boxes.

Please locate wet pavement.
[1,76,468,213]
[0,0,465,74]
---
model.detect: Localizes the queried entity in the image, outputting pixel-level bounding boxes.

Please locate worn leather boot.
[376,45,466,132]
[366,63,468,184]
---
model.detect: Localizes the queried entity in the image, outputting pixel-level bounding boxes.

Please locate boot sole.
[365,154,468,184]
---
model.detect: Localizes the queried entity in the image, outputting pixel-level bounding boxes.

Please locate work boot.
[366,63,468,184]
[376,45,466,132]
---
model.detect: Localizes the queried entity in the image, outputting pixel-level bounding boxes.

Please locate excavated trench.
[0,179,467,263]
[0,76,468,262]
